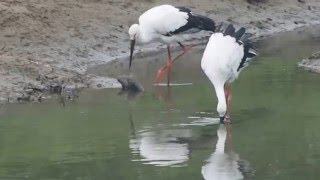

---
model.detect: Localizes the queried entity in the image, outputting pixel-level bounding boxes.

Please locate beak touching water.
[129,39,136,69]
[220,116,225,124]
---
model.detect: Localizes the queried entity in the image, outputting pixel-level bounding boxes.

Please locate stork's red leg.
[156,45,173,85]
[166,45,172,86]
[155,43,194,85]
[224,84,232,123]
[172,42,194,63]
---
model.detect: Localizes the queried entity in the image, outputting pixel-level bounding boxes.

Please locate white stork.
[128,4,216,85]
[201,24,258,123]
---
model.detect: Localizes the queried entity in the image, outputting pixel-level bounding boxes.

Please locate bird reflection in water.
[201,124,254,180]
[156,85,174,110]
[127,110,224,167]
[129,127,191,166]
[129,129,191,167]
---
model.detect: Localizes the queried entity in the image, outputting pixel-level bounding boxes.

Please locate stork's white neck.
[214,83,227,118]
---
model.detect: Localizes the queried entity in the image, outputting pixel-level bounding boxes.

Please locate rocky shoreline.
[298,51,320,73]
[0,0,320,103]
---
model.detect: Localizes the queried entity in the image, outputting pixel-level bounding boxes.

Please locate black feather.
[237,43,257,71]
[165,6,215,36]
[176,6,191,13]
[234,27,246,41]
[223,24,235,36]
[219,24,258,71]
[239,33,252,44]
[194,14,216,32]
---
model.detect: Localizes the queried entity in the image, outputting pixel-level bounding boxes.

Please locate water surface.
[1,26,320,179]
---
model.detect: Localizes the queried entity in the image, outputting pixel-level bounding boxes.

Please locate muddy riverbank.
[298,51,320,73]
[0,0,320,102]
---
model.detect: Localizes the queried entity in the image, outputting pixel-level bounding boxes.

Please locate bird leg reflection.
[156,85,174,110]
[129,108,136,138]
[225,123,233,153]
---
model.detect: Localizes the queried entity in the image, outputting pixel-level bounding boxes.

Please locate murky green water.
[1,26,320,180]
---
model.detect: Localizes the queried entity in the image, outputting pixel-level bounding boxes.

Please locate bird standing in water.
[201,24,258,123]
[128,4,216,85]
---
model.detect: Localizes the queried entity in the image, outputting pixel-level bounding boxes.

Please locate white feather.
[129,129,190,166]
[201,33,244,84]
[139,5,189,36]
[137,5,191,44]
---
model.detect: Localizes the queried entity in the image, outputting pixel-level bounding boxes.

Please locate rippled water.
[1,26,320,179]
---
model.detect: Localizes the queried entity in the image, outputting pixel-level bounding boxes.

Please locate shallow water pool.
[1,26,320,179]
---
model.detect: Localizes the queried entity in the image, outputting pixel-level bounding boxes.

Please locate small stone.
[17,96,31,102]
[117,76,144,92]
[227,18,234,22]
[24,89,34,95]
[36,75,41,81]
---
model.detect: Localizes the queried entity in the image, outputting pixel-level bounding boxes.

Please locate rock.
[17,95,31,102]
[227,18,234,22]
[62,87,79,100]
[44,74,58,80]
[246,0,267,4]
[298,51,320,74]
[117,76,144,92]
[24,88,34,95]
[251,21,266,29]
[308,51,320,60]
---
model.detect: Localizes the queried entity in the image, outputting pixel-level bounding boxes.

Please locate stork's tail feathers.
[216,23,258,71]
[234,27,246,41]
[218,24,255,46]
[223,23,236,36]
[238,43,258,71]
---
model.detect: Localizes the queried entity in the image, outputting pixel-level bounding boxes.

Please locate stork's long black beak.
[220,116,225,124]
[129,39,135,69]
